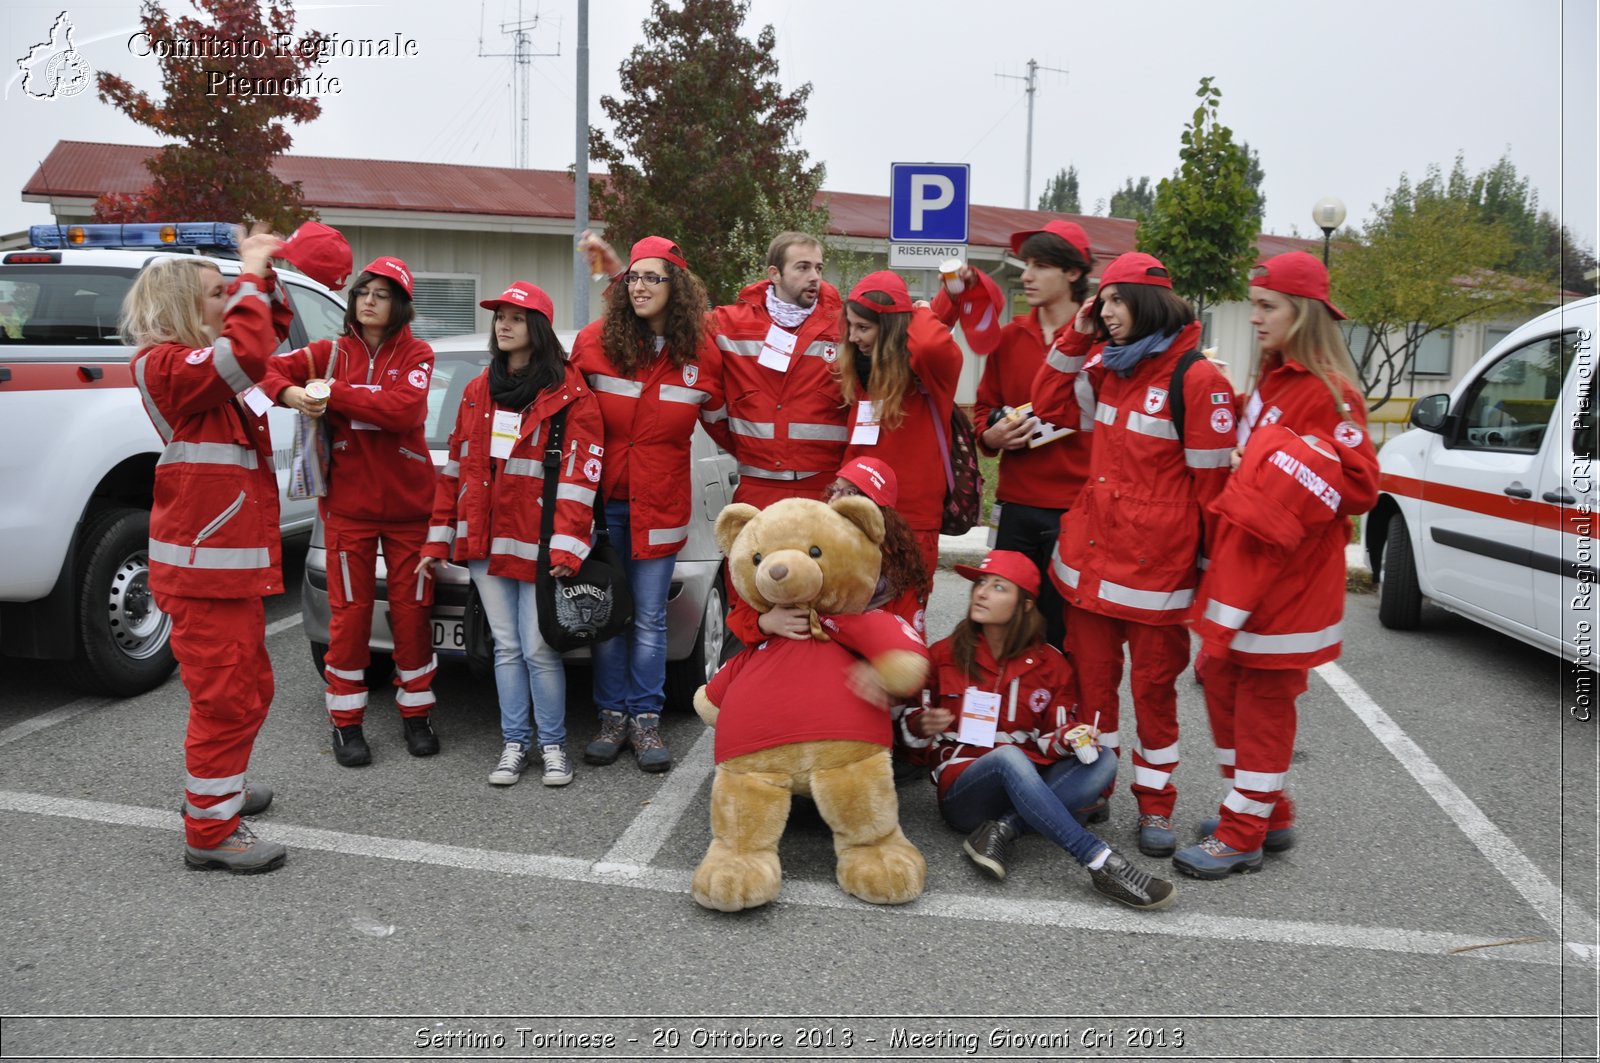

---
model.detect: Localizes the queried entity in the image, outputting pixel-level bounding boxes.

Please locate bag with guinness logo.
[534,405,634,652]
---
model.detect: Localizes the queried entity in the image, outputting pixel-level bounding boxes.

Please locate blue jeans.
[468,559,566,748]
[940,744,1118,867]
[591,502,677,718]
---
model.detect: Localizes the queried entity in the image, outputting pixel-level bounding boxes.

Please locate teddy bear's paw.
[836,837,927,905]
[691,849,783,912]
[693,685,720,728]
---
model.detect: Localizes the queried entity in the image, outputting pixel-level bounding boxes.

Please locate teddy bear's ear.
[714,503,761,558]
[829,495,885,546]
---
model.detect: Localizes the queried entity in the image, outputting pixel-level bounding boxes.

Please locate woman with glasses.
[267,257,442,767]
[570,236,728,773]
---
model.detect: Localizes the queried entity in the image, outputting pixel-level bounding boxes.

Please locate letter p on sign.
[910,175,954,229]
[890,163,970,243]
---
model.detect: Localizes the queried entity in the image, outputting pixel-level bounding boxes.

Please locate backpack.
[1166,348,1208,440]
[923,386,984,536]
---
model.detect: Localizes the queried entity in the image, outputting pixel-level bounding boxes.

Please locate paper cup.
[1065,724,1099,764]
[939,258,965,295]
[304,380,331,402]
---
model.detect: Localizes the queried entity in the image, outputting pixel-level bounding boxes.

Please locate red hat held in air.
[480,281,554,322]
[953,549,1041,598]
[1250,251,1347,320]
[359,256,414,298]
[835,456,898,507]
[848,270,914,314]
[1009,219,1093,264]
[278,221,352,292]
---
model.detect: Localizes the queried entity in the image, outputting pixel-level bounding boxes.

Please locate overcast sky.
[3,0,1595,254]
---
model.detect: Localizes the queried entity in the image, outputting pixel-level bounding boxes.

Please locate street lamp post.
[1313,196,1346,267]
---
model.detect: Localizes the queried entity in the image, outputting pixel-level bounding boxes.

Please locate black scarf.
[489,353,553,410]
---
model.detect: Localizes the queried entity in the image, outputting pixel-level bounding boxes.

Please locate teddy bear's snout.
[754,549,823,605]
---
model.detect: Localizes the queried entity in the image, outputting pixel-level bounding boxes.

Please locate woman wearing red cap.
[267,256,441,768]
[905,550,1174,909]
[419,282,604,787]
[1031,251,1236,858]
[570,237,728,774]
[838,270,964,628]
[1173,251,1378,879]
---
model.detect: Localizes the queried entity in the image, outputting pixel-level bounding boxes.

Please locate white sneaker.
[489,742,528,786]
[541,743,574,787]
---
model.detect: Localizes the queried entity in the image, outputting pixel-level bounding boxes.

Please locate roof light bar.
[28,223,239,251]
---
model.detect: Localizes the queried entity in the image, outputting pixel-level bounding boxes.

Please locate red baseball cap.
[358,256,413,298]
[953,549,1041,598]
[278,221,352,291]
[1250,251,1346,320]
[1096,251,1172,291]
[848,270,914,313]
[480,281,554,322]
[1009,220,1092,264]
[835,456,898,507]
[629,236,688,271]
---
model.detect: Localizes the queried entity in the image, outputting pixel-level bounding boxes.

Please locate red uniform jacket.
[841,308,965,533]
[1192,363,1380,669]
[933,271,1090,509]
[1031,321,1234,625]
[903,636,1084,801]
[132,272,293,599]
[261,327,436,524]
[569,321,728,560]
[704,610,928,764]
[712,279,849,484]
[422,363,603,578]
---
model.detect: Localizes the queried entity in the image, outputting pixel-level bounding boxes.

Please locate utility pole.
[572,0,590,328]
[478,0,559,168]
[996,59,1068,209]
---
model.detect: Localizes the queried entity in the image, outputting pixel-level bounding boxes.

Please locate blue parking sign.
[890,163,970,243]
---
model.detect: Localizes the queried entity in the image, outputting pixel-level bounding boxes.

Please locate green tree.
[1241,140,1265,220]
[1037,166,1081,213]
[93,0,322,231]
[1334,165,1555,408]
[1446,151,1597,296]
[1139,77,1261,319]
[1106,177,1153,221]
[590,0,825,305]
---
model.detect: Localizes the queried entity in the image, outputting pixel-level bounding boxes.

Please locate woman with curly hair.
[569,236,728,773]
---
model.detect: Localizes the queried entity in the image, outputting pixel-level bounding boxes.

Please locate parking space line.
[594,727,715,876]
[265,612,304,637]
[1315,661,1596,956]
[0,697,111,749]
[1,789,1589,970]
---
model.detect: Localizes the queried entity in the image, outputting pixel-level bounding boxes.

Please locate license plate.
[431,618,465,652]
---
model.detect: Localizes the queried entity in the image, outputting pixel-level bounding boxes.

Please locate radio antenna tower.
[479,0,560,168]
[996,59,1069,209]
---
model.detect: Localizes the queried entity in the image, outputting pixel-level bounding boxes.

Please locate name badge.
[757,325,797,372]
[849,399,880,445]
[490,408,521,460]
[237,386,272,416]
[349,383,381,431]
[957,687,1002,748]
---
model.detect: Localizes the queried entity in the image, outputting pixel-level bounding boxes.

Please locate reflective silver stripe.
[1203,599,1252,630]
[588,375,644,398]
[1235,769,1288,792]
[339,551,353,600]
[1051,551,1081,589]
[186,770,245,796]
[1098,730,1120,750]
[798,339,834,360]
[557,483,597,507]
[1223,789,1276,818]
[490,536,540,561]
[1186,447,1234,469]
[731,418,776,439]
[324,664,365,681]
[550,534,591,560]
[185,793,244,820]
[209,335,255,394]
[1097,578,1193,612]
[455,520,469,540]
[504,457,544,478]
[788,422,850,441]
[157,441,259,469]
[1076,374,1098,430]
[459,439,469,457]
[132,356,175,444]
[1046,349,1084,373]
[701,406,729,424]
[659,384,710,405]
[395,656,438,683]
[1126,410,1179,440]
[426,525,454,545]
[1093,402,1117,427]
[223,280,270,313]
[1137,739,1180,765]
[736,464,824,481]
[1133,765,1173,789]
[396,689,436,708]
[1216,747,1236,767]
[648,524,688,546]
[325,691,367,712]
[442,460,460,478]
[1230,623,1342,655]
[716,338,763,357]
[149,541,271,569]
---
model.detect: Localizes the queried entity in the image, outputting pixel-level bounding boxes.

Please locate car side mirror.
[1410,393,1451,434]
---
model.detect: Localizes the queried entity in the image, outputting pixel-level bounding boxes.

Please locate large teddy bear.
[692,495,929,912]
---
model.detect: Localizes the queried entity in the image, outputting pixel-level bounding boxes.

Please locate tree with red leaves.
[94,0,324,231]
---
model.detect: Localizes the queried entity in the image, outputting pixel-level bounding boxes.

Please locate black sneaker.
[332,724,371,767]
[583,710,630,765]
[402,716,439,757]
[962,819,1018,881]
[1090,851,1176,910]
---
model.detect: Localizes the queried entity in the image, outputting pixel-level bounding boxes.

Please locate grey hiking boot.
[584,710,630,765]
[1090,850,1175,910]
[629,712,672,773]
[1137,813,1177,857]
[184,822,287,875]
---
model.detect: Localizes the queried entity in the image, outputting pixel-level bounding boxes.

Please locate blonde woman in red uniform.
[1174,252,1379,878]
[838,271,964,634]
[270,257,440,767]
[125,224,293,872]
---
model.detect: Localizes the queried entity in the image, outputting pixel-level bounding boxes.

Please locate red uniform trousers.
[1065,603,1190,816]
[322,513,436,726]
[1201,657,1305,851]
[730,470,834,510]
[161,594,273,848]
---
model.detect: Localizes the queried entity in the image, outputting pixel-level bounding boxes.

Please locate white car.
[1364,295,1596,665]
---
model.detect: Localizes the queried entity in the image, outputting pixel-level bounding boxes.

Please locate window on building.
[1483,325,1515,355]
[1411,328,1453,376]
[1342,324,1374,370]
[410,275,478,340]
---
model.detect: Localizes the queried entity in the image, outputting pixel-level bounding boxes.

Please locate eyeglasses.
[623,272,669,287]
[352,287,392,302]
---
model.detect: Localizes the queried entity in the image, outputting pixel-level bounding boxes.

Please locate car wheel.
[70,507,176,696]
[1377,516,1423,630]
[664,576,729,712]
[309,639,393,689]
